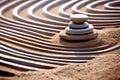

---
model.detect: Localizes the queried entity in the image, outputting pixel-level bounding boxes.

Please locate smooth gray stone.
[65,24,94,35]
[69,21,89,29]
[59,30,98,41]
[70,14,88,23]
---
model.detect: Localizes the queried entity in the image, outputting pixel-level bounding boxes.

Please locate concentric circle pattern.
[0,0,120,71]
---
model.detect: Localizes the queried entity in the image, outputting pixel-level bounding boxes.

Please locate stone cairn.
[59,14,98,41]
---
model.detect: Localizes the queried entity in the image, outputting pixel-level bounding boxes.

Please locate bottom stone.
[59,30,98,41]
[52,33,99,48]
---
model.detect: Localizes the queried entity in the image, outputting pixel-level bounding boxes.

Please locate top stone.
[70,14,88,23]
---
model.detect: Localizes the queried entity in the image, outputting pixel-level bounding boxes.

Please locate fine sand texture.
[0,0,120,80]
[0,49,120,80]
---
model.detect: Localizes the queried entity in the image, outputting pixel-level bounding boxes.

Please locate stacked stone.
[59,14,98,41]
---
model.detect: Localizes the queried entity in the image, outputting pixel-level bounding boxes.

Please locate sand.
[0,48,120,80]
[0,1,120,80]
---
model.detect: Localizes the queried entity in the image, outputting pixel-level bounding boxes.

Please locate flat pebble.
[69,21,89,29]
[70,14,88,23]
[65,24,94,35]
[59,30,98,41]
